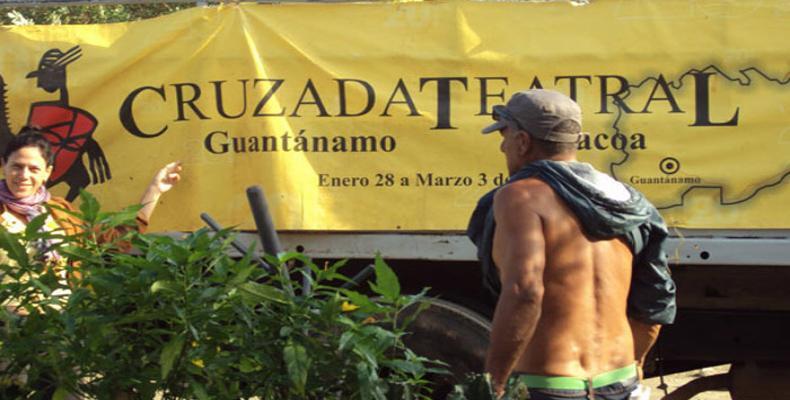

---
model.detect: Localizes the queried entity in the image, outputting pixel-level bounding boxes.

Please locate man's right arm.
[485,183,546,396]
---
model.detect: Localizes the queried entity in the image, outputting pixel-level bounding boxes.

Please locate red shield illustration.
[27,102,98,182]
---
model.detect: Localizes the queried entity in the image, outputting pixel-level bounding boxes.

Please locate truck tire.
[401,298,492,397]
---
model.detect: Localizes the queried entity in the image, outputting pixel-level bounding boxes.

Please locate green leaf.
[352,342,379,370]
[237,282,287,304]
[199,286,221,303]
[24,213,48,237]
[160,334,185,380]
[238,357,259,373]
[365,325,397,351]
[340,289,383,314]
[0,229,28,268]
[356,361,386,400]
[283,342,310,395]
[369,255,400,302]
[228,261,257,286]
[456,373,497,400]
[78,190,100,223]
[398,297,432,329]
[101,204,142,228]
[169,244,191,265]
[384,359,424,376]
[191,381,210,400]
[52,387,71,400]
[387,383,411,400]
[151,280,180,294]
[278,251,312,266]
[31,278,52,296]
[338,331,356,351]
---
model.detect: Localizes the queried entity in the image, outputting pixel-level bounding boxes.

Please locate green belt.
[515,364,637,391]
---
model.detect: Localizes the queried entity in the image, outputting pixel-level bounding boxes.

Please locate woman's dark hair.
[2,126,55,166]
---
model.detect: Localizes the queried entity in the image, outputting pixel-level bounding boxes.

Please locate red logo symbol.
[1,45,111,201]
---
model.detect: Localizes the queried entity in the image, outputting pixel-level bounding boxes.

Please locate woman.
[0,126,181,242]
[0,126,182,395]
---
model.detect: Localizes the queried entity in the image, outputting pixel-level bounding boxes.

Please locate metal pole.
[242,185,314,296]
[245,185,299,296]
[340,264,375,289]
[200,212,273,274]
[245,186,282,256]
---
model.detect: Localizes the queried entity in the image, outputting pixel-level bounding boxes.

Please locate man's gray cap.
[481,89,583,143]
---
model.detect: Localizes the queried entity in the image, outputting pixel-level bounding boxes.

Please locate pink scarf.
[0,180,62,263]
[0,180,52,221]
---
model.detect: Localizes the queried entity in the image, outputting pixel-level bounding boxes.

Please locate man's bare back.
[473,89,674,398]
[490,177,635,378]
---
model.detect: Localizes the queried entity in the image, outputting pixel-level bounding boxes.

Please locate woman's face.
[3,146,52,198]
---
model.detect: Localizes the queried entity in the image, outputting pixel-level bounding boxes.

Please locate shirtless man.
[469,90,676,399]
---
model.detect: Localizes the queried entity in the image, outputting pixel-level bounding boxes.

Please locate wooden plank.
[673,265,790,311]
[660,310,790,362]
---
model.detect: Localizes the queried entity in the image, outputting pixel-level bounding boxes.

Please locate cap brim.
[481,120,507,134]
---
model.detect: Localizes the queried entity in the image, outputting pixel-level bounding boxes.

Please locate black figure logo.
[0,45,111,201]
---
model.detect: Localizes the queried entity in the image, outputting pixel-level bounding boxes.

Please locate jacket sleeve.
[467,188,502,297]
[626,210,677,325]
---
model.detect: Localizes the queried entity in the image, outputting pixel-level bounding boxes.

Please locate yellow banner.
[1,0,787,231]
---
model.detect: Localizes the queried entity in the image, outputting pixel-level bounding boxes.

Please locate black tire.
[401,298,491,398]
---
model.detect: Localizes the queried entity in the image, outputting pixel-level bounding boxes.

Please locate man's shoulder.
[493,178,554,214]
[497,177,554,200]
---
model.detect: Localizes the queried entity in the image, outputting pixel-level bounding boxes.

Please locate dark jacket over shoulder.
[467,160,677,325]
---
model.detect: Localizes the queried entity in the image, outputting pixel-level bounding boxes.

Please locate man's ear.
[518,131,532,155]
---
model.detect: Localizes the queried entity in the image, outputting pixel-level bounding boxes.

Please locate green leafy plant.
[1,3,193,26]
[447,373,529,400]
[0,191,442,399]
